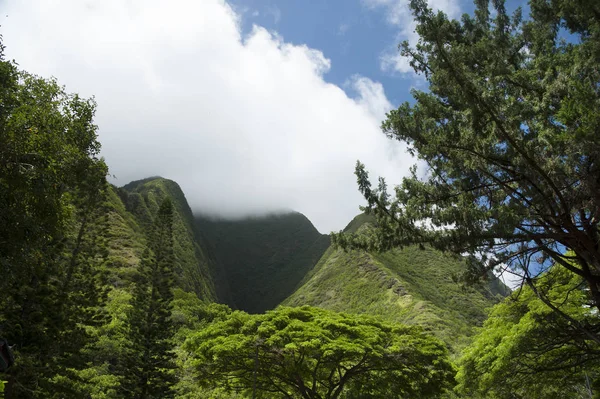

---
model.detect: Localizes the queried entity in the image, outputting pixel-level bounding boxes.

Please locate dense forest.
[1,0,600,397]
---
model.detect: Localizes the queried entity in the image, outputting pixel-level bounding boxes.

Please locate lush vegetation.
[196,213,330,313]
[334,0,600,331]
[334,0,600,396]
[285,217,508,354]
[119,178,218,301]
[185,306,455,398]
[2,0,599,396]
[125,198,178,397]
[0,43,462,396]
[0,34,224,395]
[0,37,108,397]
[457,264,600,398]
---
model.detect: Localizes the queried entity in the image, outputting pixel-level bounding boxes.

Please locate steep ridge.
[105,178,506,353]
[118,177,219,300]
[99,185,147,287]
[196,212,330,313]
[283,214,510,353]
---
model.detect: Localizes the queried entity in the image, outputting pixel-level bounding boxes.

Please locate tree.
[185,306,455,399]
[0,36,109,397]
[456,264,600,398]
[170,289,233,399]
[333,0,600,336]
[124,198,177,398]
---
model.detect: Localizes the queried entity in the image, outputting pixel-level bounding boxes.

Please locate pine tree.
[125,198,177,399]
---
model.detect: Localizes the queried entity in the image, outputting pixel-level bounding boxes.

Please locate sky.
[0,0,519,233]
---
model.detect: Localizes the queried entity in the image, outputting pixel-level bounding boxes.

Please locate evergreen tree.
[125,198,177,398]
[334,0,600,340]
[0,35,108,397]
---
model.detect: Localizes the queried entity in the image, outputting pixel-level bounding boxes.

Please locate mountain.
[282,214,510,353]
[103,176,508,351]
[105,179,507,352]
[195,212,330,313]
[108,178,507,351]
[105,177,331,312]
[114,177,219,300]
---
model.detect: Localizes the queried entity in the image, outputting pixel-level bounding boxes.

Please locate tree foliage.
[185,305,455,399]
[457,264,600,398]
[124,198,177,398]
[0,36,108,397]
[334,0,600,328]
[170,289,233,399]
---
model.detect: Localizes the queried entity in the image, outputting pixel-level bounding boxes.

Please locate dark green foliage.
[0,37,109,397]
[285,217,508,354]
[196,212,330,313]
[333,0,600,325]
[186,306,455,399]
[75,287,135,397]
[457,264,600,398]
[0,22,558,397]
[124,198,177,399]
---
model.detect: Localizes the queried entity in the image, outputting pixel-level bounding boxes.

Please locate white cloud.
[337,23,350,36]
[362,0,461,74]
[349,75,393,121]
[1,0,413,233]
[380,50,413,74]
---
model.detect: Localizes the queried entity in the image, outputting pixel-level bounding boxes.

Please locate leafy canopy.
[457,264,600,398]
[185,305,455,399]
[334,0,600,319]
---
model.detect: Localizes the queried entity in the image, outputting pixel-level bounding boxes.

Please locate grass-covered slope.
[283,215,509,353]
[195,212,330,313]
[99,185,147,286]
[119,177,218,300]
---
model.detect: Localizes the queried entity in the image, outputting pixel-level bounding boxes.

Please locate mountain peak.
[343,213,376,233]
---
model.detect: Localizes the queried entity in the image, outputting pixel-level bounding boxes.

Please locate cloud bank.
[1,0,413,233]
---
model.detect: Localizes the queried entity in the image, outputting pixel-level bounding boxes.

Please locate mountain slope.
[106,178,506,353]
[99,185,147,286]
[118,177,219,300]
[283,215,509,353]
[196,212,330,313]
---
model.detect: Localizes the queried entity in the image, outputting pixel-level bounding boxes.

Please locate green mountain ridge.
[117,177,219,300]
[107,177,508,351]
[1,169,510,397]
[196,212,331,313]
[283,214,510,353]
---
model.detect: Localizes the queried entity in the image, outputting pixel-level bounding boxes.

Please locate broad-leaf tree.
[457,264,600,398]
[185,306,454,399]
[170,289,234,399]
[334,0,600,334]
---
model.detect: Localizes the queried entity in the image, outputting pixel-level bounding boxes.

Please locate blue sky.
[229,0,527,104]
[231,0,420,105]
[232,0,400,93]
